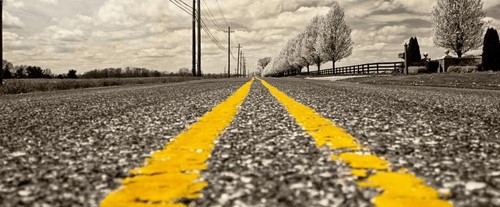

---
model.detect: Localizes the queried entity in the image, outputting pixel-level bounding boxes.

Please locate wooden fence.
[304,61,404,76]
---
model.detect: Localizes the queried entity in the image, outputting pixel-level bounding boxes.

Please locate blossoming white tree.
[431,0,487,57]
[263,3,353,76]
[303,16,324,74]
[316,3,353,70]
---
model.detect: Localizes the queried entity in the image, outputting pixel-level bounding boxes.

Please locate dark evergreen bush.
[408,37,423,65]
[482,28,500,71]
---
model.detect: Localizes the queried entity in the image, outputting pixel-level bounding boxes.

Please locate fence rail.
[304,61,404,76]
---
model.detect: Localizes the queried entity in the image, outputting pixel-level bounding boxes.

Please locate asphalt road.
[1,78,499,207]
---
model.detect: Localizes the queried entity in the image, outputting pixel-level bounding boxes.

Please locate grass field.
[0,76,204,95]
[340,72,500,90]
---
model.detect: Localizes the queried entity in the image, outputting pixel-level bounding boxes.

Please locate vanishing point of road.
[1,78,499,207]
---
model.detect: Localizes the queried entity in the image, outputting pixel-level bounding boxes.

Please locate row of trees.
[0,60,228,83]
[261,0,497,76]
[264,3,353,77]
[81,67,164,79]
[1,60,71,79]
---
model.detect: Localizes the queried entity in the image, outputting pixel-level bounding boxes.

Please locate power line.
[211,0,238,49]
[170,0,192,15]
[214,0,229,27]
[202,0,224,30]
[200,21,226,50]
[169,0,226,51]
[177,0,222,31]
[170,0,238,71]
[173,0,191,9]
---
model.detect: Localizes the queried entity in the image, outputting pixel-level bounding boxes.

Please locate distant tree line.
[1,60,63,79]
[0,60,228,83]
[81,67,165,79]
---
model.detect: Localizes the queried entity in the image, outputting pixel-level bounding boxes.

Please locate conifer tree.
[482,28,500,71]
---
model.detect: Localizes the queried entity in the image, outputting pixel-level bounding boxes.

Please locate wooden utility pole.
[1,0,4,85]
[236,44,241,77]
[192,0,196,76]
[223,27,234,78]
[404,43,409,75]
[242,54,246,77]
[239,51,243,77]
[196,0,202,76]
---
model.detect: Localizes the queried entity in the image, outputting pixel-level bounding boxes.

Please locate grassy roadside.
[340,72,500,90]
[0,76,205,95]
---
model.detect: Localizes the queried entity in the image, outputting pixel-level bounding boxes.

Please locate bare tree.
[316,3,353,69]
[257,57,272,75]
[431,0,487,57]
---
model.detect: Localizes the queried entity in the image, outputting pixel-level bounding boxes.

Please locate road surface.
[1,78,499,207]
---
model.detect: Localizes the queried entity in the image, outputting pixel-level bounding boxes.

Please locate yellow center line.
[101,79,254,207]
[259,78,452,207]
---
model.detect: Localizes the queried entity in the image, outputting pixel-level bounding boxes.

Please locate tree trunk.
[332,61,336,70]
[317,63,321,75]
[457,50,462,58]
[307,65,310,74]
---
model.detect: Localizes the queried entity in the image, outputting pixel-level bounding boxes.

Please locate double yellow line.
[101,78,452,207]
[101,79,254,207]
[260,79,452,207]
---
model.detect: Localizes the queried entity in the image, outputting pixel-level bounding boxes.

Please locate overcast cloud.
[2,0,500,74]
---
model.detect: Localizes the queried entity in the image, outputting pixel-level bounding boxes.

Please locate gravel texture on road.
[0,79,247,207]
[2,78,499,207]
[265,78,500,207]
[196,81,372,207]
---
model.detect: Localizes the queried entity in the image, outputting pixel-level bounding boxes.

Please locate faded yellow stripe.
[101,79,254,207]
[259,79,452,207]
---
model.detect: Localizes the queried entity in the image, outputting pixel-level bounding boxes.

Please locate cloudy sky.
[3,0,500,74]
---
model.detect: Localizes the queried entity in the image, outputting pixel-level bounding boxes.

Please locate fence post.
[367,64,370,74]
[376,63,379,74]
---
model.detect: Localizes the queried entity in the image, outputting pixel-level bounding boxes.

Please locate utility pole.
[196,0,202,76]
[223,27,234,78]
[236,44,241,78]
[242,53,246,77]
[404,43,408,75]
[1,0,4,85]
[192,0,196,76]
[243,55,247,77]
[240,51,244,77]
